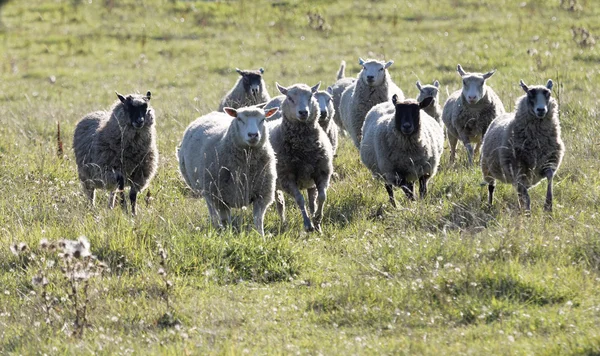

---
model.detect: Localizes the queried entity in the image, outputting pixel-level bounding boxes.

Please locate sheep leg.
[284,182,314,232]
[385,184,397,208]
[419,175,430,199]
[275,190,286,225]
[312,181,328,233]
[464,142,475,167]
[114,171,127,212]
[129,187,138,216]
[400,179,415,201]
[252,200,267,236]
[204,197,223,230]
[487,180,496,206]
[448,134,459,164]
[217,206,232,230]
[544,168,555,212]
[307,187,318,216]
[516,183,531,214]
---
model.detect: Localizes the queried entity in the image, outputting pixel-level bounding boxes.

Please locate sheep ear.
[519,80,529,93]
[546,79,553,90]
[145,91,151,101]
[416,81,422,91]
[265,107,279,119]
[419,96,434,109]
[358,57,365,66]
[116,92,127,104]
[259,67,264,74]
[276,82,288,95]
[235,68,243,75]
[433,80,440,88]
[457,64,466,76]
[327,86,333,95]
[392,94,399,105]
[483,69,496,80]
[384,60,394,69]
[223,107,237,117]
[311,82,321,94]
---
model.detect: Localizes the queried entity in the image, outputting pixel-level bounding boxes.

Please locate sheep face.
[520,79,554,119]
[236,68,265,98]
[457,64,496,105]
[116,91,153,129]
[224,106,278,147]
[392,95,434,136]
[416,80,439,105]
[276,82,321,122]
[314,91,333,124]
[358,58,393,87]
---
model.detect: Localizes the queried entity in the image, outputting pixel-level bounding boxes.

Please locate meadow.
[1,0,600,354]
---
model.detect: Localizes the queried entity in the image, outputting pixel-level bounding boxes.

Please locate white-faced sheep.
[360,96,444,207]
[481,79,564,212]
[177,106,279,235]
[73,91,158,215]
[328,60,357,132]
[416,80,442,125]
[442,64,505,165]
[340,57,405,148]
[218,68,271,111]
[268,82,334,232]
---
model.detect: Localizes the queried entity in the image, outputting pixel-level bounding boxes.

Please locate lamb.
[442,64,505,165]
[416,80,442,125]
[73,91,158,215]
[177,106,279,235]
[340,57,404,148]
[264,91,338,155]
[328,60,357,131]
[268,82,333,232]
[218,68,271,111]
[480,79,564,212]
[360,95,444,207]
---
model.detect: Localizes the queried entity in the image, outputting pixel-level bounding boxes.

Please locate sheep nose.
[367,75,374,81]
[320,111,327,118]
[467,95,477,101]
[536,108,546,117]
[298,110,308,118]
[248,132,259,139]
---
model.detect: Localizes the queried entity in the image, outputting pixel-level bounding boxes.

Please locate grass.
[1,0,600,354]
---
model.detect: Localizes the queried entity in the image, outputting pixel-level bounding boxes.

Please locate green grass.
[2,0,600,354]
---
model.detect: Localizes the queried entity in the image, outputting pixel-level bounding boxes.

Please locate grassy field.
[1,0,600,354]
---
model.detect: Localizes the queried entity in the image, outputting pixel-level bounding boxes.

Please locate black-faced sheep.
[442,64,505,165]
[73,91,158,215]
[268,82,333,232]
[360,96,444,207]
[178,106,279,235]
[481,79,564,212]
[218,68,271,111]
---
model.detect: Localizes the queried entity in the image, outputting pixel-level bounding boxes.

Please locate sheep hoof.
[544,204,553,212]
[313,223,322,233]
[304,223,315,232]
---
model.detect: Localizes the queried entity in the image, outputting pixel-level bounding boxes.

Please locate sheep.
[268,82,333,232]
[218,68,271,111]
[480,79,564,213]
[328,60,357,131]
[73,91,158,215]
[441,64,505,165]
[264,91,338,155]
[340,57,405,148]
[416,80,442,125]
[360,95,444,207]
[178,106,279,235]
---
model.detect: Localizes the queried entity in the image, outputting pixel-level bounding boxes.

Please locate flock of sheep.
[72,58,565,235]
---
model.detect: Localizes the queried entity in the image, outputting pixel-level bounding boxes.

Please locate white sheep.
[481,79,564,212]
[416,80,442,125]
[218,68,271,111]
[73,91,158,215]
[340,57,404,148]
[360,96,444,206]
[441,64,505,165]
[177,106,279,235]
[328,60,356,132]
[268,82,333,232]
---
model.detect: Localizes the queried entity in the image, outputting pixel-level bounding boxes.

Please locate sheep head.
[224,106,278,147]
[520,79,554,119]
[116,91,153,129]
[314,91,334,125]
[236,68,265,99]
[358,58,393,87]
[392,95,433,136]
[415,80,440,107]
[457,64,496,105]
[276,82,320,123]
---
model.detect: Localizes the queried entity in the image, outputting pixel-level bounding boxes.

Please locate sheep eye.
[287,96,295,104]
[379,68,383,71]
[463,80,467,85]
